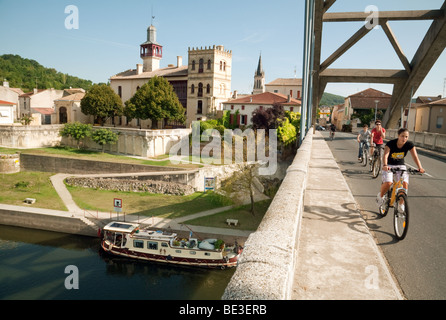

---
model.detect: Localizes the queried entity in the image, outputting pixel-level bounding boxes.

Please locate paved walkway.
[291,132,404,300]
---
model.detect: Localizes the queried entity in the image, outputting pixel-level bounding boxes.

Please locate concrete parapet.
[386,129,446,153]
[222,129,313,300]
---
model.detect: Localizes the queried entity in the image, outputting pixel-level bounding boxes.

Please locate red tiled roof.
[225,92,301,106]
[31,108,54,115]
[348,88,391,110]
[0,100,17,105]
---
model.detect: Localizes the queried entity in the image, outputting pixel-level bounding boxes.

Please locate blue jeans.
[358,141,369,158]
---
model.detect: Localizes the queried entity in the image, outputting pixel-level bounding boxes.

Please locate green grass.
[0,171,67,211]
[67,186,232,219]
[182,199,272,231]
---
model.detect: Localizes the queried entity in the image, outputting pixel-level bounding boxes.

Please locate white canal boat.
[100,221,242,269]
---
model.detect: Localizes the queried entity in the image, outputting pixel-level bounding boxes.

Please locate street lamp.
[374,100,379,122]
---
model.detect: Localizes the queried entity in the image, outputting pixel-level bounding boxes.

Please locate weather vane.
[151,5,155,25]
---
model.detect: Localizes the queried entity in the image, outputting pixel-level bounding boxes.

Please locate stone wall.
[0,154,20,173]
[0,125,62,148]
[386,129,446,153]
[65,177,195,196]
[19,153,183,174]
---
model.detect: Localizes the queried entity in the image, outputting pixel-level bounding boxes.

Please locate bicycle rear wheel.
[362,146,368,167]
[394,193,409,240]
[372,155,381,178]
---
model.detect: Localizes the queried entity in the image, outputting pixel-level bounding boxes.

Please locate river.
[0,225,235,300]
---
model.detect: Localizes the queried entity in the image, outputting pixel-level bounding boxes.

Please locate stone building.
[265,78,302,100]
[109,24,232,128]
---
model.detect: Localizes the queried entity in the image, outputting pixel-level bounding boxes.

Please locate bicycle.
[378,167,423,240]
[359,141,369,167]
[370,144,383,179]
[329,130,335,141]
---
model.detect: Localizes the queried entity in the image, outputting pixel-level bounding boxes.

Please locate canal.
[0,225,235,300]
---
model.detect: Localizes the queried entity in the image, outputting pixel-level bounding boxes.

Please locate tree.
[222,164,260,215]
[59,122,92,149]
[124,76,185,129]
[80,84,123,126]
[91,128,119,153]
[251,103,285,131]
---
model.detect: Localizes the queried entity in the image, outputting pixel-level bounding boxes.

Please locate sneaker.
[376,192,384,206]
[358,157,362,162]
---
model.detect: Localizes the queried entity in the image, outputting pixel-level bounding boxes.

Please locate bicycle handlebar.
[388,167,423,175]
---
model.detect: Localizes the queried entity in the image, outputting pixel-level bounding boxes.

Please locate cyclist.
[376,128,425,208]
[329,123,336,140]
[369,120,386,160]
[357,124,371,161]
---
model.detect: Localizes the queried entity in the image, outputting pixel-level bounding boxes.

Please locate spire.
[256,54,264,76]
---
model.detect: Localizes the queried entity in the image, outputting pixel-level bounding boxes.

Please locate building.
[0,80,24,121]
[265,78,302,100]
[222,91,301,127]
[412,96,446,134]
[252,54,265,95]
[337,88,392,129]
[0,100,16,125]
[19,88,65,125]
[54,90,87,124]
[109,24,232,128]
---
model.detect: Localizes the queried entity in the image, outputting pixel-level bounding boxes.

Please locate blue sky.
[0,0,445,98]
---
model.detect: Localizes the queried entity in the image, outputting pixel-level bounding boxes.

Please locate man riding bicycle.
[357,124,371,161]
[370,120,386,160]
[376,128,425,208]
[329,123,336,140]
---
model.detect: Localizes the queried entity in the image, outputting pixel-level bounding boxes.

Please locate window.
[161,242,168,247]
[223,61,226,71]
[437,117,443,129]
[118,86,122,98]
[190,251,196,255]
[231,105,234,110]
[198,83,203,97]
[191,84,195,94]
[175,250,182,254]
[241,105,245,110]
[206,84,211,94]
[147,241,158,250]
[197,100,203,114]
[133,240,144,248]
[199,59,204,73]
[191,60,195,70]
[220,61,223,71]
[207,59,211,70]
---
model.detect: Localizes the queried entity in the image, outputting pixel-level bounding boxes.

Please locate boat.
[100,221,243,269]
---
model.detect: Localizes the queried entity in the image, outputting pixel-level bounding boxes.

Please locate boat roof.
[103,221,139,233]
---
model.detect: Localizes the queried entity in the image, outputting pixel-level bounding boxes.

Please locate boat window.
[190,251,196,255]
[147,241,158,250]
[205,252,211,256]
[133,240,144,248]
[175,250,182,254]
[114,233,123,247]
[161,242,168,247]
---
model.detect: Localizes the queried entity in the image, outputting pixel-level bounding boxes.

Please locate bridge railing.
[222,128,314,300]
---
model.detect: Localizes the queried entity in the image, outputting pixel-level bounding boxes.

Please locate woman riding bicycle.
[369,120,386,159]
[376,128,425,207]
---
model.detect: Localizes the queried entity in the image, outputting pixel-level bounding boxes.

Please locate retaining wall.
[0,204,97,237]
[222,129,313,300]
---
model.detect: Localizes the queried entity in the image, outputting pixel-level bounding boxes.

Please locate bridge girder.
[310,0,446,129]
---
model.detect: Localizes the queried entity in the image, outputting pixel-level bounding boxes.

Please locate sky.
[0,0,445,99]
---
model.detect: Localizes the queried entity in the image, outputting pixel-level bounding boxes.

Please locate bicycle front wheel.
[394,193,409,240]
[372,156,381,178]
[362,147,368,167]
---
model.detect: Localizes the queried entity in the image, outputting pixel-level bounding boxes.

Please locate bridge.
[223,0,446,300]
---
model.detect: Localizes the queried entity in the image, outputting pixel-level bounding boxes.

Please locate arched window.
[206,84,211,94]
[220,61,223,71]
[199,59,204,73]
[207,59,211,70]
[198,83,203,97]
[223,61,226,71]
[197,100,203,114]
[191,84,195,94]
[191,60,195,70]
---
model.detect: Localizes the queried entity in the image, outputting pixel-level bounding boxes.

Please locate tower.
[140,25,163,72]
[253,54,265,94]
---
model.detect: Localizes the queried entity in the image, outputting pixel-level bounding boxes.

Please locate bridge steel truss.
[300,0,446,137]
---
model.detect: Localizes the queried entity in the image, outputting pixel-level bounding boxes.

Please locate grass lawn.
[67,186,232,219]
[0,172,67,211]
[181,199,272,231]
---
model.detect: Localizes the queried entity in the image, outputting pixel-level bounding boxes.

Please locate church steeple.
[140,24,163,72]
[253,54,265,94]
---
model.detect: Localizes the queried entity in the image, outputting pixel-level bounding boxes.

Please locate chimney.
[287,95,291,103]
[233,90,238,99]
[177,56,183,67]
[33,88,38,94]
[136,64,143,75]
[3,79,9,88]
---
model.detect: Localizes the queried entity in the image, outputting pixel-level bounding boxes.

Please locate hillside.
[0,54,94,92]
[320,92,344,106]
